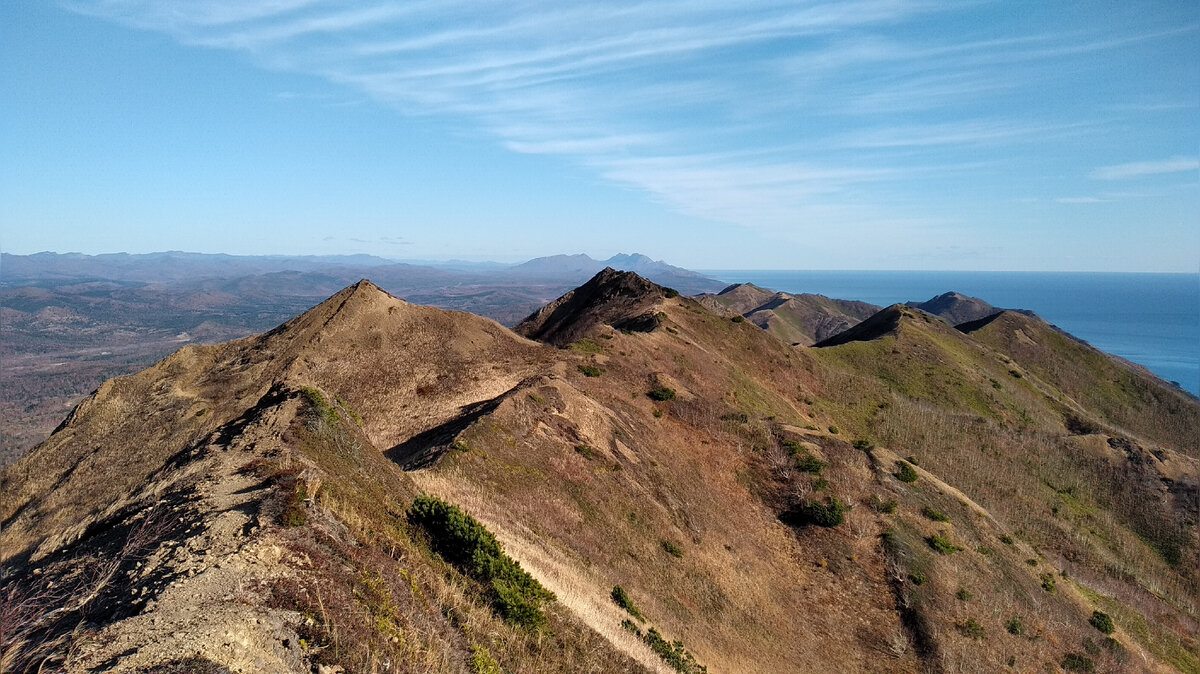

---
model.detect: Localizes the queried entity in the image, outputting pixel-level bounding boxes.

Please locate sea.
[701,270,1200,396]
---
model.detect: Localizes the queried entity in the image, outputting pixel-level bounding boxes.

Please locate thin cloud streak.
[1090,157,1200,181]
[66,0,1198,244]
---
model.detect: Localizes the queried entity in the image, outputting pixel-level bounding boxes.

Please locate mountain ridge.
[2,271,1197,673]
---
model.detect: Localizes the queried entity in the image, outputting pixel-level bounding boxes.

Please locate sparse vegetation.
[574,444,599,460]
[956,588,973,601]
[642,627,707,673]
[570,337,604,354]
[958,618,985,639]
[408,495,555,628]
[921,506,949,522]
[661,540,684,558]
[611,585,644,621]
[279,478,308,527]
[870,495,898,514]
[1061,653,1095,672]
[301,386,340,427]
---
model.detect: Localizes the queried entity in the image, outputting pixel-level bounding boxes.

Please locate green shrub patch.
[408,495,555,628]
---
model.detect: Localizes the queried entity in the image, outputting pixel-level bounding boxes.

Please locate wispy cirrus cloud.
[64,0,1199,242]
[1090,157,1200,181]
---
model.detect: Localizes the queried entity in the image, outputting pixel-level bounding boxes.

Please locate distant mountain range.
[0,251,723,294]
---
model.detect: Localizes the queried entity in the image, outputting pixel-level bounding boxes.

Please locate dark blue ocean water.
[702,271,1200,396]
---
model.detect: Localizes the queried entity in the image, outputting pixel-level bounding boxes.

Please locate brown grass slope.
[960,309,1200,453]
[2,280,640,673]
[695,283,879,346]
[809,303,1200,673]
[3,273,1197,673]
[906,291,1000,326]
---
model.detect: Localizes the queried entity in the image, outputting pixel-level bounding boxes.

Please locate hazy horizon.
[3,248,1199,275]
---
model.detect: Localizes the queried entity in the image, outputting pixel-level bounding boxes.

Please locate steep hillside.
[3,274,1197,673]
[906,292,1001,326]
[695,283,879,346]
[960,310,1199,452]
[809,304,1200,673]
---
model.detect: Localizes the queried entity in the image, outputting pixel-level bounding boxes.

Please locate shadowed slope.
[514,268,668,347]
[906,291,1000,326]
[696,283,879,345]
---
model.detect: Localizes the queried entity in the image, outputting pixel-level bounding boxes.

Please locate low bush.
[611,586,643,621]
[1005,616,1024,635]
[408,495,555,628]
[793,497,850,528]
[469,645,502,674]
[578,364,604,377]
[927,533,962,555]
[921,506,949,522]
[1089,611,1115,635]
[1040,573,1057,593]
[827,426,839,434]
[1061,653,1095,672]
[731,315,745,323]
[895,461,919,483]
[642,627,707,673]
[663,288,680,298]
[661,540,684,558]
[647,387,677,401]
[793,451,826,475]
[574,444,599,460]
[956,588,974,601]
[852,439,874,451]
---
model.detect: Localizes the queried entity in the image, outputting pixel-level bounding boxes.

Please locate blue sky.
[1,1,1197,271]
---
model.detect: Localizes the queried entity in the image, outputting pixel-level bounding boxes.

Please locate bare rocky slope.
[2,274,1197,673]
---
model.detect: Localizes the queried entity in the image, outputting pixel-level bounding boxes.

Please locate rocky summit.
[2,272,1197,673]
